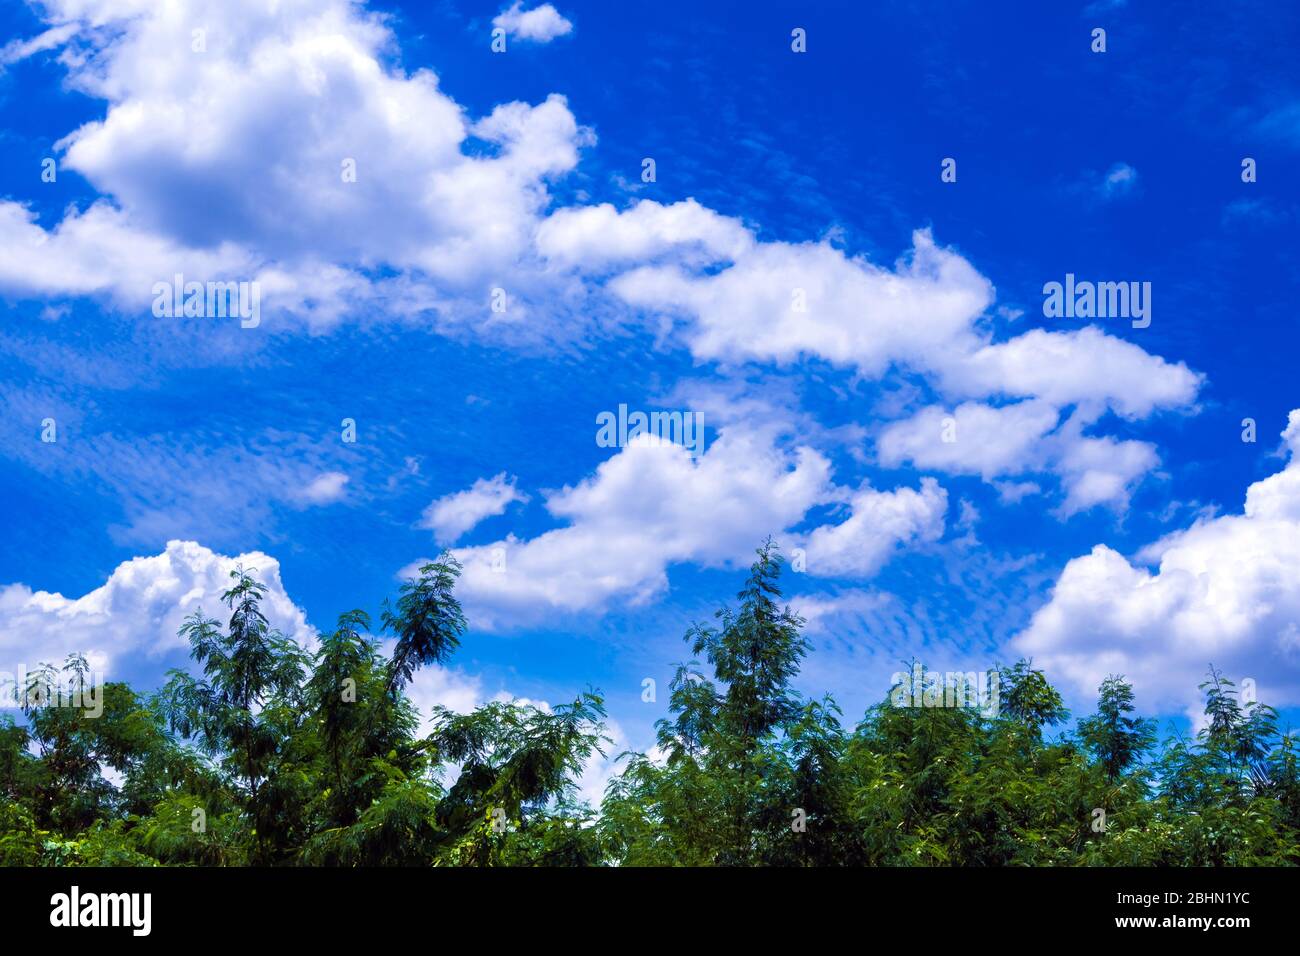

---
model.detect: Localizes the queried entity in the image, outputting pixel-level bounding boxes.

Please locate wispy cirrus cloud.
[1099,162,1139,199]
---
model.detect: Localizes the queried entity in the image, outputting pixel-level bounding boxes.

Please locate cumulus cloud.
[420,431,831,627]
[578,205,1196,421]
[1014,410,1300,718]
[799,479,947,576]
[0,0,1203,529]
[940,328,1200,420]
[3,1,1200,403]
[492,2,573,43]
[401,425,942,628]
[0,0,1197,421]
[879,400,1061,482]
[0,200,258,306]
[878,400,1161,514]
[0,0,591,327]
[1050,422,1159,516]
[611,229,993,375]
[0,540,313,678]
[538,199,752,270]
[420,473,527,544]
[571,203,1200,509]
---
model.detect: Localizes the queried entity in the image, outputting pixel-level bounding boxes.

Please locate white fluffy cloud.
[564,202,1200,510]
[879,401,1061,481]
[940,328,1201,420]
[1014,410,1300,717]
[420,473,527,544]
[0,0,590,326]
[575,204,1197,422]
[1051,423,1159,516]
[0,540,313,678]
[4,2,1201,405]
[1,0,1203,430]
[402,427,944,628]
[395,659,486,734]
[0,200,258,305]
[611,229,993,375]
[538,199,753,270]
[428,432,831,626]
[799,479,947,576]
[878,400,1160,514]
[0,0,1203,527]
[492,3,573,43]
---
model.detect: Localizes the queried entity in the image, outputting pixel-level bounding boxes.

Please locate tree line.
[3,541,1298,866]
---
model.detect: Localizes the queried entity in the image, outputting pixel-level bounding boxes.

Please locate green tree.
[1078,675,1156,781]
[157,567,311,863]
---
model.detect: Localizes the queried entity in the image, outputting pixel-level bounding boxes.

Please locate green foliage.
[1000,659,1070,738]
[0,799,45,865]
[381,553,467,696]
[599,543,1300,867]
[6,541,1299,866]
[1078,675,1157,780]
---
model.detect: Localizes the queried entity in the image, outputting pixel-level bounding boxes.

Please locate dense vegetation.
[3,542,1298,866]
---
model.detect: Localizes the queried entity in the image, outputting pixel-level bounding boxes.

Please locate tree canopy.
[3,543,1298,866]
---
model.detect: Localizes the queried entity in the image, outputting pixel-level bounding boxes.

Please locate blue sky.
[1,0,1299,777]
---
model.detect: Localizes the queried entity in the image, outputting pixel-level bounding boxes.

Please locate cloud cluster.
[557,204,1200,511]
[878,400,1162,515]
[1014,411,1300,718]
[4,3,1199,500]
[799,478,947,576]
[399,421,946,628]
[0,0,590,326]
[0,1,1202,423]
[0,540,313,677]
[0,0,1216,669]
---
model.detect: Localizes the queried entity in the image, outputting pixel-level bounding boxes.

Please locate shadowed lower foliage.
[2,543,1298,866]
